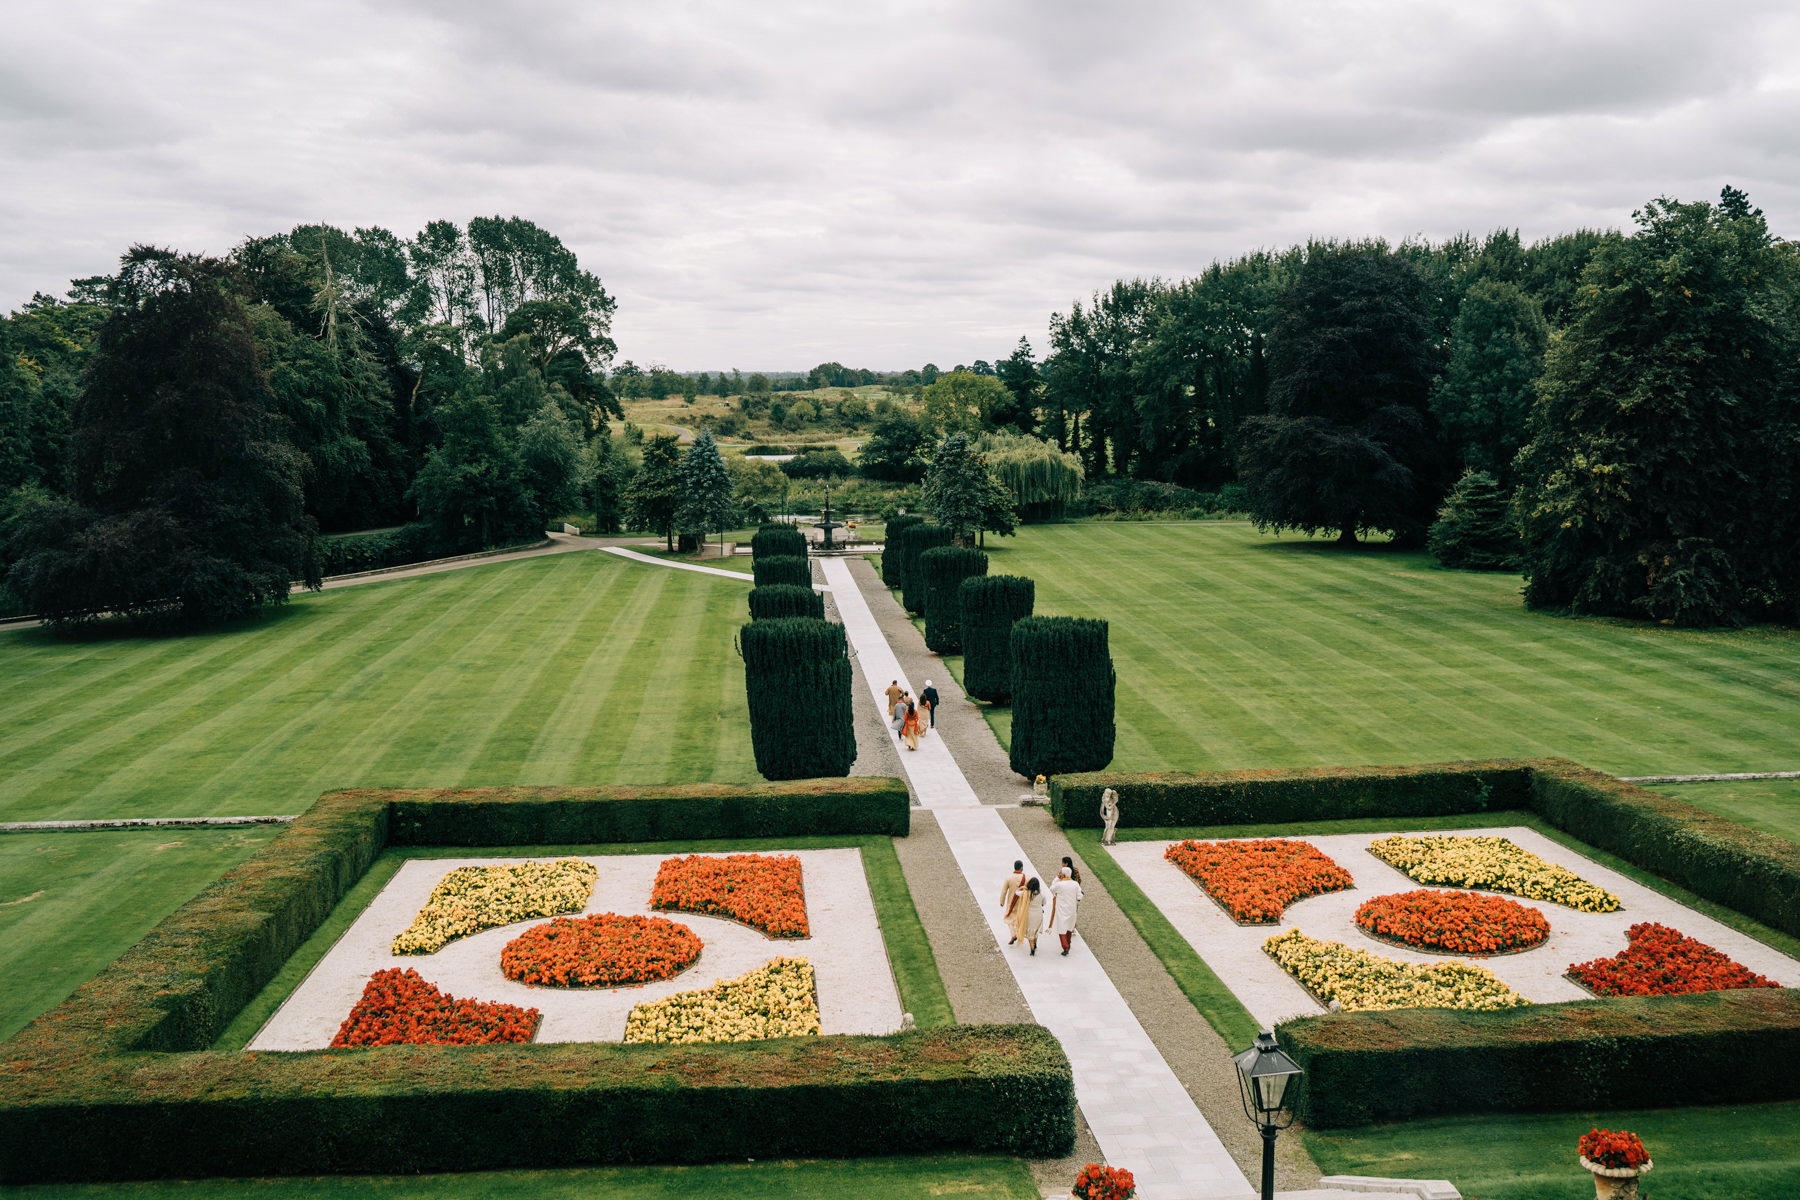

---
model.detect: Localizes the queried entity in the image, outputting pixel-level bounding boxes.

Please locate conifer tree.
[674,430,736,553]
[1428,470,1519,570]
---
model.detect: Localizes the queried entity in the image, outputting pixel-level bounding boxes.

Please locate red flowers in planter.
[651,853,809,938]
[1072,1162,1135,1200]
[1579,1128,1649,1171]
[1568,922,1780,996]
[331,968,539,1047]
[502,913,702,988]
[1163,838,1353,924]
[1355,889,1550,954]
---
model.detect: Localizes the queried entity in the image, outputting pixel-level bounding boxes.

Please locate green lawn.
[0,550,757,822]
[1305,1100,1800,1200]
[966,524,1800,778]
[1652,779,1800,846]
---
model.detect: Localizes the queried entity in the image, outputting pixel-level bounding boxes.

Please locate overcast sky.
[5,1,1799,370]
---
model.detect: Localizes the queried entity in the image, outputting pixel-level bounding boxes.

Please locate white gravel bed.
[1109,825,1800,1030]
[249,847,902,1049]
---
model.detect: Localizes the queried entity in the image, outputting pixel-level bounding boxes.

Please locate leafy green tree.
[980,431,1084,521]
[923,433,1018,547]
[1239,243,1448,546]
[1428,470,1519,570]
[675,430,736,551]
[781,449,853,479]
[0,295,105,493]
[1431,280,1548,484]
[992,336,1041,435]
[1516,190,1800,626]
[516,401,583,526]
[625,433,683,549]
[857,411,934,482]
[581,431,631,533]
[5,249,319,628]
[406,388,532,550]
[922,369,1009,435]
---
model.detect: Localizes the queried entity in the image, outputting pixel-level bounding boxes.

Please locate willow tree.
[979,432,1084,522]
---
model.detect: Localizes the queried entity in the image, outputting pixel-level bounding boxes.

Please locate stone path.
[819,557,1255,1200]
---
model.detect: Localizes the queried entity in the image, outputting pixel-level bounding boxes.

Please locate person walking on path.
[891,691,909,732]
[885,680,905,713]
[1000,860,1026,943]
[1010,877,1045,955]
[1048,866,1083,956]
[921,679,940,729]
[901,698,922,751]
[1061,855,1082,884]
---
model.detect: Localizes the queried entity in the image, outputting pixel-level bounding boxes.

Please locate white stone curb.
[1319,1176,1460,1199]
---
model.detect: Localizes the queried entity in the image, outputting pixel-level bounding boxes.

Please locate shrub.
[881,514,923,587]
[1429,470,1519,570]
[1008,616,1114,779]
[752,555,811,589]
[921,546,987,653]
[751,525,808,560]
[748,584,824,621]
[898,524,953,614]
[316,523,440,576]
[959,574,1034,703]
[739,618,855,780]
[780,449,854,479]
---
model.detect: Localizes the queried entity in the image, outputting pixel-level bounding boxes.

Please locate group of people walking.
[884,679,938,751]
[1000,858,1083,956]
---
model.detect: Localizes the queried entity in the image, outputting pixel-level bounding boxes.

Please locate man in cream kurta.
[1047,866,1083,956]
[999,860,1026,943]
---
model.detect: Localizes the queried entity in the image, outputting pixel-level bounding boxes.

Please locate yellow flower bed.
[1264,929,1530,1012]
[1368,834,1619,912]
[623,957,821,1044]
[392,859,599,954]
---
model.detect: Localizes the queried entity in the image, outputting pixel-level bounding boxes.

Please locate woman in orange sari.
[901,699,922,750]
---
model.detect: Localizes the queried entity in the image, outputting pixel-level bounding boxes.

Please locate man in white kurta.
[1048,866,1083,956]
[999,861,1026,943]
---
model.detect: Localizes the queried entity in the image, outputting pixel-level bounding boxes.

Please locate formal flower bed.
[1354,889,1550,955]
[331,967,540,1046]
[500,913,703,988]
[1368,835,1619,912]
[623,957,821,1044]
[1568,921,1781,996]
[651,853,809,938]
[1264,929,1531,1011]
[1163,838,1353,923]
[392,859,598,954]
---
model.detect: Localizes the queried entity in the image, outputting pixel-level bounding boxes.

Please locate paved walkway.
[819,557,1254,1200]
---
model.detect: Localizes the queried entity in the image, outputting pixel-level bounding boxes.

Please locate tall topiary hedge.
[1008,616,1115,779]
[751,525,808,560]
[740,617,855,780]
[921,546,987,654]
[748,584,825,621]
[881,514,923,587]
[960,574,1034,702]
[752,555,811,589]
[899,525,954,614]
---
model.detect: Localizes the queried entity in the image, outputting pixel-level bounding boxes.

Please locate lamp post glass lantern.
[1233,1030,1303,1200]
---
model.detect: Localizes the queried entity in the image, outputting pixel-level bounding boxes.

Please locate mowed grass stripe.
[611,571,714,781]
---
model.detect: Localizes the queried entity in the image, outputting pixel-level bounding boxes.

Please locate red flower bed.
[651,853,809,938]
[1579,1128,1649,1171]
[1163,838,1353,924]
[1355,889,1549,954]
[1568,922,1781,996]
[501,913,702,988]
[331,967,539,1047]
[1072,1162,1135,1200]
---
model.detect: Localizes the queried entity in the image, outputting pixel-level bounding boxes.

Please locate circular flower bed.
[501,913,702,988]
[1354,889,1550,955]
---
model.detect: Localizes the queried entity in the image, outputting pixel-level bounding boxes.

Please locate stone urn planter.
[1580,1154,1652,1199]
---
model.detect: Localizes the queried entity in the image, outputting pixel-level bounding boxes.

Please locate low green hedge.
[316,523,440,575]
[1280,989,1800,1127]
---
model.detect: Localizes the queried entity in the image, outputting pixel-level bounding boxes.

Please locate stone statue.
[1100,787,1120,846]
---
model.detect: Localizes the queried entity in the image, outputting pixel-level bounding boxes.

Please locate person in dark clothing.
[1061,855,1082,884]
[920,680,940,727]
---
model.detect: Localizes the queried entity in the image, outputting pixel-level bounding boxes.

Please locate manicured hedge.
[751,525,808,560]
[316,523,439,576]
[0,782,1081,1182]
[960,574,1034,703]
[1009,616,1115,779]
[921,546,987,654]
[739,618,856,780]
[749,583,825,621]
[1279,988,1800,1127]
[897,524,953,614]
[881,514,923,588]
[752,554,812,589]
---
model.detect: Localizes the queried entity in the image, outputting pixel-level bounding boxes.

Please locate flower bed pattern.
[392,858,598,954]
[501,913,703,988]
[1354,889,1550,955]
[1368,835,1619,912]
[651,853,809,938]
[1264,929,1530,1011]
[331,967,540,1046]
[623,956,821,1044]
[1163,838,1353,923]
[1568,922,1781,997]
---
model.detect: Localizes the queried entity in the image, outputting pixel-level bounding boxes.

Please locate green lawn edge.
[861,837,955,1028]
[1064,828,1260,1049]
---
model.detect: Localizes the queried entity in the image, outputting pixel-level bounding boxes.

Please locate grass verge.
[1652,778,1800,847]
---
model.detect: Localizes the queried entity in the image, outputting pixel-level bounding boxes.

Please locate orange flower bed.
[1355,889,1550,955]
[651,853,809,938]
[501,913,703,988]
[1163,838,1353,924]
[1568,922,1781,996]
[331,967,539,1047]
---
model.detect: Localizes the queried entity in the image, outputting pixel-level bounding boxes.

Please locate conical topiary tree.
[1008,616,1114,779]
[960,574,1034,702]
[748,583,825,621]
[752,554,811,589]
[751,525,808,560]
[921,546,988,653]
[739,617,854,779]
[1428,470,1520,571]
[898,524,954,614]
[880,514,923,588]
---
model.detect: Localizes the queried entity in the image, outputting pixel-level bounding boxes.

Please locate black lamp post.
[1232,1030,1303,1200]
